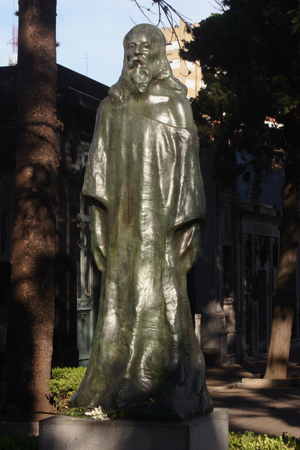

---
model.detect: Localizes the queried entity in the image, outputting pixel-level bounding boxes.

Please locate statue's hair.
[109,24,187,102]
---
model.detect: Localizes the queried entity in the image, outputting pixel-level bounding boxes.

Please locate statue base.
[39,408,228,450]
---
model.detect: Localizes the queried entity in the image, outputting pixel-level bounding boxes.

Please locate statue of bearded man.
[70,24,213,420]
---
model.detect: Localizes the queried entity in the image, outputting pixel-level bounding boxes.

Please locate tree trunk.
[264,162,300,379]
[2,0,57,415]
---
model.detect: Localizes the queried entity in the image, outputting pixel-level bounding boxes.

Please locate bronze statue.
[70,24,213,419]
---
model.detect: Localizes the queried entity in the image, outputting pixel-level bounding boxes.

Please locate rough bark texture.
[265,159,300,379]
[2,0,57,414]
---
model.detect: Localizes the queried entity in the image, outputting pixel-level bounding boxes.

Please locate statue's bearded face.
[125,30,164,93]
[110,25,185,103]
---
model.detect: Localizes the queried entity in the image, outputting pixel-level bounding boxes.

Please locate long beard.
[126,59,152,95]
[109,51,186,103]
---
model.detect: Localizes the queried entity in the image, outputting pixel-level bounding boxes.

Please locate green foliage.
[229,431,300,449]
[289,6,300,34]
[47,366,86,412]
[68,407,87,417]
[181,0,300,182]
[0,434,38,450]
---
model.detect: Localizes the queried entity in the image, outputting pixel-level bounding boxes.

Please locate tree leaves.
[182,0,300,183]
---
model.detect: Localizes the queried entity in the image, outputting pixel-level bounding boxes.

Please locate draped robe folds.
[70,92,213,419]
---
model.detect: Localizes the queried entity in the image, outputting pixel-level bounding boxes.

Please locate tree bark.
[2,0,57,414]
[264,161,300,379]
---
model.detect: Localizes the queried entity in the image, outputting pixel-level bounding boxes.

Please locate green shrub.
[47,366,86,412]
[229,431,300,449]
[0,433,38,450]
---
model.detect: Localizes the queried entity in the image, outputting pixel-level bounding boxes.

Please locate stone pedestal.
[39,408,228,450]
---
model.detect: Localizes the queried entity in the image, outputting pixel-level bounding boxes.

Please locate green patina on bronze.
[70,24,213,419]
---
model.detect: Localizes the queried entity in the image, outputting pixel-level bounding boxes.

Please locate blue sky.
[1,0,218,87]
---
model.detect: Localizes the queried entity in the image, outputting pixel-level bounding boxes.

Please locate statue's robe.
[70,91,213,419]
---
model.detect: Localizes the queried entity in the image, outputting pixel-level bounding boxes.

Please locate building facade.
[192,147,300,364]
[161,19,204,98]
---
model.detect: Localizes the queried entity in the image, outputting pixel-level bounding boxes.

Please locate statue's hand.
[173,222,201,273]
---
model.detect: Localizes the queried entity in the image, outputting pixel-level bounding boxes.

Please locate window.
[186,61,194,71]
[170,59,180,69]
[166,41,180,51]
[186,78,195,89]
